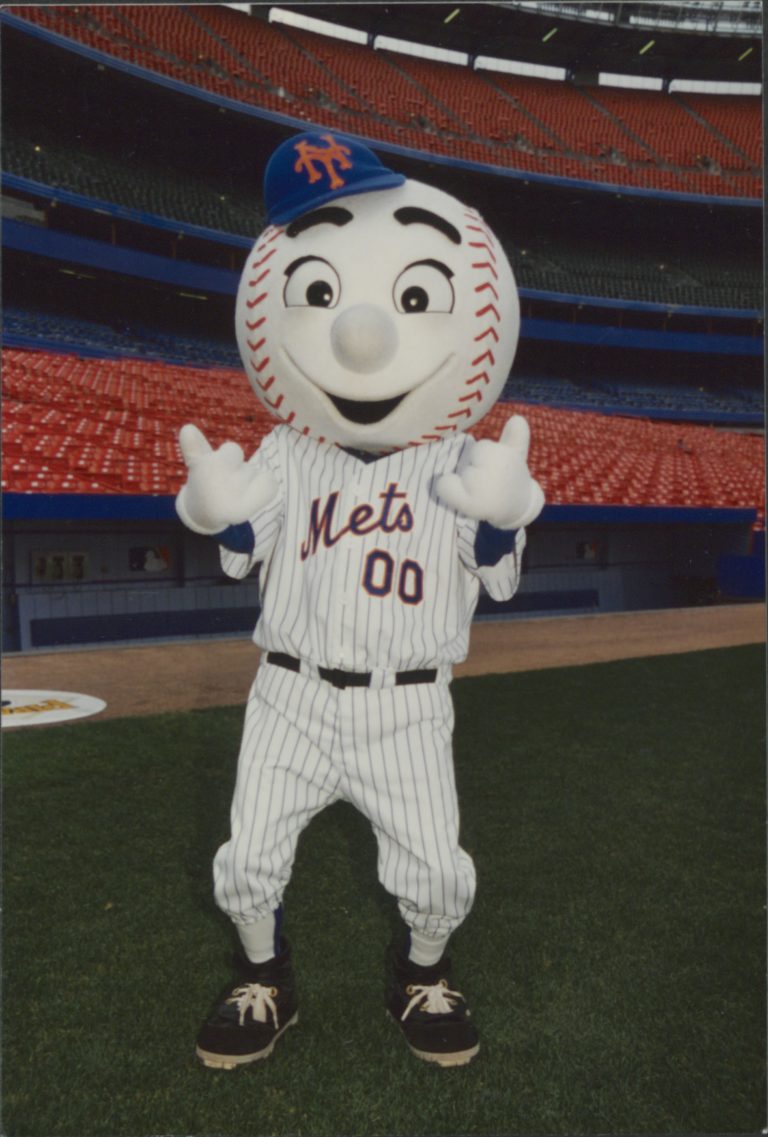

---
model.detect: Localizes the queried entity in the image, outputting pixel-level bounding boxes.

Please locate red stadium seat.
[1,345,761,509]
[9,5,760,200]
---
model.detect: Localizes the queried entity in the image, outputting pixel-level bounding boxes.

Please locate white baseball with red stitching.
[235,180,519,453]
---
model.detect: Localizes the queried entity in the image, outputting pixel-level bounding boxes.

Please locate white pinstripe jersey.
[221,425,525,672]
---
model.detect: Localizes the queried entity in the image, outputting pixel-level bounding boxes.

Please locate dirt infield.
[3,603,764,723]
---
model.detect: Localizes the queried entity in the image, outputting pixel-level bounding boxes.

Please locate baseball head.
[235,131,520,451]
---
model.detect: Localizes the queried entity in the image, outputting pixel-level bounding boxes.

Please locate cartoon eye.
[393,260,455,315]
[284,256,341,309]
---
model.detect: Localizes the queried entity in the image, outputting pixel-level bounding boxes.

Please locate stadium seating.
[2,9,763,518]
[3,347,764,511]
[2,122,263,237]
[9,4,762,200]
[506,237,762,309]
[585,86,761,175]
[4,120,761,310]
[681,93,763,170]
[3,309,761,424]
[501,373,763,421]
[1,307,242,367]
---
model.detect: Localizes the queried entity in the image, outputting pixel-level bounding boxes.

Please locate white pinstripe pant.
[213,659,476,939]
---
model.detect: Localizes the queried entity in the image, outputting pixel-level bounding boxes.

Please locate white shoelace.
[401,979,462,1022]
[225,983,279,1028]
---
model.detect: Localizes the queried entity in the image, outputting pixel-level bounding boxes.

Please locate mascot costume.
[176,131,544,1070]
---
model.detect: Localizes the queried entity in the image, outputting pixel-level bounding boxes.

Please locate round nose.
[331,304,398,374]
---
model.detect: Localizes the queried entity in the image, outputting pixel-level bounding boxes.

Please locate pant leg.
[213,661,341,926]
[339,680,476,940]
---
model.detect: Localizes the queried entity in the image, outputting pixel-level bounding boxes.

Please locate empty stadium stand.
[2,307,761,426]
[3,347,764,512]
[2,7,763,503]
[1,124,263,237]
[3,149,761,310]
[1,307,241,367]
[6,4,762,200]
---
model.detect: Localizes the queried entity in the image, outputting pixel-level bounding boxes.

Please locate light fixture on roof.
[738,45,753,61]
[542,26,558,41]
[444,8,461,24]
[638,38,656,54]
[503,1,762,36]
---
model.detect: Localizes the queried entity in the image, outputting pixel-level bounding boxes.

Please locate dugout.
[2,496,759,653]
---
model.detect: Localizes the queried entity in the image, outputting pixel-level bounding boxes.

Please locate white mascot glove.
[436,415,545,530]
[175,423,278,536]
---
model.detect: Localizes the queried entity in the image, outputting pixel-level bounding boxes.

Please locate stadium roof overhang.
[266,1,763,82]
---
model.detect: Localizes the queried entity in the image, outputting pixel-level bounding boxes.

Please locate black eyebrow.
[411,258,454,278]
[286,207,354,237]
[394,206,461,245]
[284,254,326,275]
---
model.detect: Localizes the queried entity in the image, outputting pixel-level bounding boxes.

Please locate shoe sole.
[196,1012,299,1069]
[386,1010,480,1068]
[408,1041,480,1068]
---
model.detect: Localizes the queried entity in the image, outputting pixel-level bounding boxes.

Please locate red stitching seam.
[472,349,496,368]
[251,247,278,269]
[472,260,498,279]
[468,241,497,262]
[475,281,500,300]
[261,227,284,246]
[420,210,503,442]
[250,369,275,393]
[243,227,302,432]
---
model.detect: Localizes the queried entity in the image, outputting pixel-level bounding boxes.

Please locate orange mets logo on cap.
[264,131,406,226]
[293,133,353,190]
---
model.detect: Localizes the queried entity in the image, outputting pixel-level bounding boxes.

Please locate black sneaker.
[385,945,479,1067]
[195,939,298,1069]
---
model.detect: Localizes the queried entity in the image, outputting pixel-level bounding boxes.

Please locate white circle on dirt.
[1,690,107,728]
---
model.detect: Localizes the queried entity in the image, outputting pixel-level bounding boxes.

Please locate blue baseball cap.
[264,131,405,226]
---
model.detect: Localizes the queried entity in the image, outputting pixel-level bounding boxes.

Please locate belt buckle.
[321,667,371,689]
[318,667,351,689]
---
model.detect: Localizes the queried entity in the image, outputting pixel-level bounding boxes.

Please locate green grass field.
[3,645,765,1137]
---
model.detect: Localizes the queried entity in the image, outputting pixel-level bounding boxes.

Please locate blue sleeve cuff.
[216,522,255,555]
[474,520,518,567]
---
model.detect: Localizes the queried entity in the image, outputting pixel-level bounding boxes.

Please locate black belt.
[266,651,437,690]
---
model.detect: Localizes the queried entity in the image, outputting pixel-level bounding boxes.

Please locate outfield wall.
[3,512,755,652]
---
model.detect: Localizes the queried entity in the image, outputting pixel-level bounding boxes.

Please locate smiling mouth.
[328,393,405,424]
[282,346,455,426]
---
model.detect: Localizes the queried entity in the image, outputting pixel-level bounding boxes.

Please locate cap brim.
[268,170,406,226]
